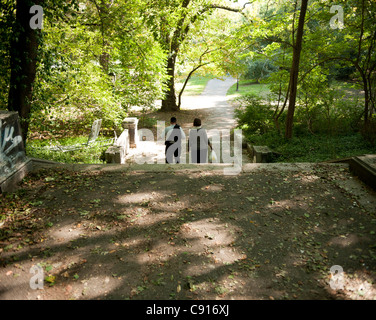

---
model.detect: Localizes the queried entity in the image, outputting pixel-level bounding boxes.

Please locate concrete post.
[122,118,139,148]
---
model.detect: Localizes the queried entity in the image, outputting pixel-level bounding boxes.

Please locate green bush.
[245,131,376,162]
[234,94,275,134]
[234,90,375,162]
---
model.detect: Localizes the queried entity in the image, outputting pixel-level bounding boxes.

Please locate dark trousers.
[191,148,208,164]
[165,141,181,164]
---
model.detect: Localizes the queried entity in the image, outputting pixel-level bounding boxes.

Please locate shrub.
[294,90,364,136]
[234,94,275,134]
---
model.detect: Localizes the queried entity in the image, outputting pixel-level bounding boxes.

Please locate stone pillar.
[105,145,126,164]
[122,117,138,148]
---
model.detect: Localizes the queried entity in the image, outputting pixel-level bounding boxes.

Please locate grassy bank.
[176,75,215,96]
[26,136,110,164]
[227,80,270,99]
[246,131,376,162]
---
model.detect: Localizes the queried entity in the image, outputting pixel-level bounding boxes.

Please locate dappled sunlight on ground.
[1,163,376,300]
[326,270,376,300]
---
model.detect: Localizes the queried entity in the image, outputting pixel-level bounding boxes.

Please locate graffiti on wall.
[0,119,25,175]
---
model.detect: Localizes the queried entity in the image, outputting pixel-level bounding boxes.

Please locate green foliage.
[234,80,374,162]
[235,80,365,136]
[295,89,364,136]
[246,131,376,163]
[1,0,374,164]
[242,59,277,83]
[27,0,168,138]
[26,136,109,164]
[234,94,275,134]
[237,0,375,138]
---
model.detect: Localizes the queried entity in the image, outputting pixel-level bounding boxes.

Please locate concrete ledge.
[0,158,33,193]
[28,161,350,175]
[1,158,355,193]
[29,162,237,173]
[242,162,349,173]
[323,154,376,190]
[251,145,273,163]
[349,156,376,190]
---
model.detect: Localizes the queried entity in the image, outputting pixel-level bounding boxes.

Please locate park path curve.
[181,77,238,133]
[128,77,248,164]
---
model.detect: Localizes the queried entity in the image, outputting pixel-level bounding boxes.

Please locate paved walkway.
[126,77,245,165]
[181,77,237,132]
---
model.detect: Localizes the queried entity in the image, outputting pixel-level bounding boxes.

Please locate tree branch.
[209,4,243,13]
[264,36,293,48]
[177,61,211,108]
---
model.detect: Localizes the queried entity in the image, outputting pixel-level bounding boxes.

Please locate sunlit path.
[181,77,237,132]
[126,77,249,165]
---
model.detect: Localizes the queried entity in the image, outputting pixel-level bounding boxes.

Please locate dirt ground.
[1,78,376,301]
[1,163,376,300]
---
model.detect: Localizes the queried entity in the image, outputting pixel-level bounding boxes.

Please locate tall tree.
[7,0,80,142]
[343,0,376,125]
[8,0,43,142]
[285,0,308,139]
[145,0,245,112]
[0,0,14,109]
[293,0,376,126]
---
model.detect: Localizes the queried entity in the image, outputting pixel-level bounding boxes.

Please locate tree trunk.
[285,0,308,139]
[177,61,211,109]
[8,0,42,144]
[161,53,179,112]
[158,1,243,112]
[362,73,370,124]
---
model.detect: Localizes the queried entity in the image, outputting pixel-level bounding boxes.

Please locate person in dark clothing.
[161,117,186,164]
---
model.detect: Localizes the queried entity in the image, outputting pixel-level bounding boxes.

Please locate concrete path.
[181,77,237,132]
[127,77,243,165]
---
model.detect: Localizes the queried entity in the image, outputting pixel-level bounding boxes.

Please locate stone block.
[251,145,273,163]
[105,145,126,164]
[349,155,376,190]
[105,129,129,164]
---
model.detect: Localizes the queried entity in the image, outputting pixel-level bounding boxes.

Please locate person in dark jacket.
[161,117,186,164]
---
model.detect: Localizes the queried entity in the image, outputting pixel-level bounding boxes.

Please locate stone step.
[323,154,376,190]
[30,158,348,174]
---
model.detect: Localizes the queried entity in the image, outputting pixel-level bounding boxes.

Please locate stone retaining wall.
[0,111,32,192]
